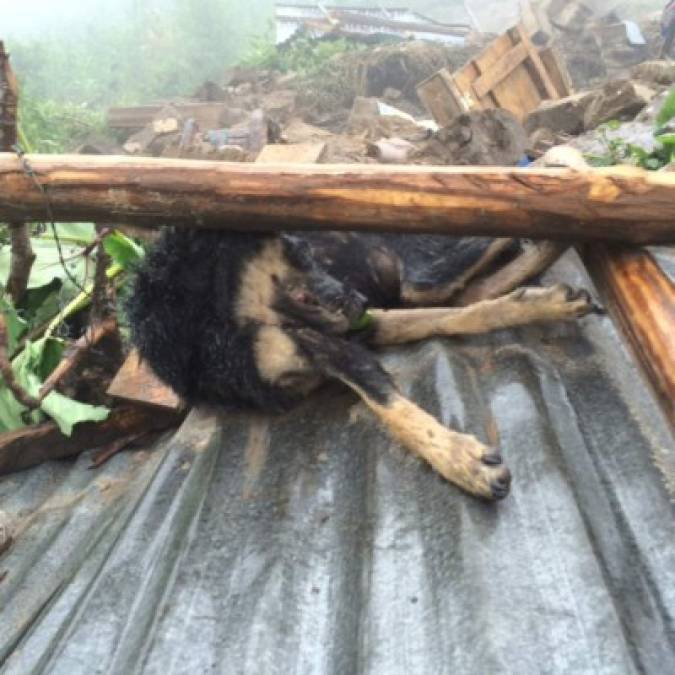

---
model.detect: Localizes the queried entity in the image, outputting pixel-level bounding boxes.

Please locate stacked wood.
[0,154,675,243]
[417,23,570,126]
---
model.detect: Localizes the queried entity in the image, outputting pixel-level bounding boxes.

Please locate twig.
[0,314,39,410]
[91,226,113,322]
[37,317,117,402]
[89,431,147,469]
[0,44,35,305]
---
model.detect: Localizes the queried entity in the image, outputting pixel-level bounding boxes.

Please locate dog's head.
[274,234,368,333]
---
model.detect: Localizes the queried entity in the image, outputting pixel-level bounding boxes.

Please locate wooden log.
[1,153,675,243]
[583,245,675,426]
[0,404,183,475]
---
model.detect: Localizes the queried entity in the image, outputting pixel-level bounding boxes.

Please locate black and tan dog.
[128,228,595,501]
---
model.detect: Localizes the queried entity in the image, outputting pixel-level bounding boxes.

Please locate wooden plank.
[583,246,675,426]
[108,103,231,131]
[108,349,182,411]
[514,24,558,100]
[2,154,675,244]
[473,42,529,99]
[256,142,326,164]
[0,405,183,476]
[416,70,466,126]
[539,45,573,98]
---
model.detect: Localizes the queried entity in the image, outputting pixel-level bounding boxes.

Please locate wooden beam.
[1,153,675,243]
[0,405,183,476]
[473,42,529,99]
[583,245,675,426]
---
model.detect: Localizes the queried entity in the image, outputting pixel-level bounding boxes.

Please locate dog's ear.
[280,234,313,271]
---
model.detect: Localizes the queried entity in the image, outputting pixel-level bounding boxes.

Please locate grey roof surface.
[1,253,674,675]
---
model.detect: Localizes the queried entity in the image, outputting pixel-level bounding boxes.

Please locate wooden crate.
[417,23,571,126]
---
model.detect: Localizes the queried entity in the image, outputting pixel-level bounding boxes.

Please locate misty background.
[0,0,667,150]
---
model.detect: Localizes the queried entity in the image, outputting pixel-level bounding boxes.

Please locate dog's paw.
[507,284,601,321]
[433,433,512,501]
[473,452,512,501]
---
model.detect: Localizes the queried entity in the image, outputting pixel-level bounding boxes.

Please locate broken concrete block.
[260,89,296,123]
[631,61,675,87]
[255,142,327,164]
[282,118,334,145]
[546,0,594,33]
[367,138,415,164]
[525,91,599,136]
[583,80,657,130]
[413,109,528,166]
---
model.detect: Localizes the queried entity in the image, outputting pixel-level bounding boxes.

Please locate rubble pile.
[105,3,674,171]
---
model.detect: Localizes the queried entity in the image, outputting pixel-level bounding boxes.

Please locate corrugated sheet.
[1,254,674,674]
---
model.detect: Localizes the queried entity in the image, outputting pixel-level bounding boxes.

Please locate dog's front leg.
[293,329,511,500]
[369,284,597,346]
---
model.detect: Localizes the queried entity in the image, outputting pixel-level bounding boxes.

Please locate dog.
[127,224,597,501]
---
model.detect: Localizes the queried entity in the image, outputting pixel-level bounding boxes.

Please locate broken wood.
[37,318,118,403]
[107,349,183,411]
[0,404,183,475]
[1,153,675,243]
[255,142,327,164]
[582,246,675,426]
[417,22,570,125]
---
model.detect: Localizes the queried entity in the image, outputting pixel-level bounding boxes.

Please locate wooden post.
[0,42,35,305]
[1,154,675,244]
[583,245,675,426]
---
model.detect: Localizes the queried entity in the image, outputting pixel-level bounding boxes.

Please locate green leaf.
[0,298,29,354]
[103,230,145,269]
[34,223,96,246]
[0,337,110,435]
[656,88,675,127]
[656,133,675,148]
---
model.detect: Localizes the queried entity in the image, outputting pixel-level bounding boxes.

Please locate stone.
[525,91,599,136]
[631,61,675,87]
[583,79,657,130]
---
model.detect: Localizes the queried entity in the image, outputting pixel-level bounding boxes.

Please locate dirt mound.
[294,40,482,130]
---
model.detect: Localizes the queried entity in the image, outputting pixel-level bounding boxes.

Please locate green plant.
[242,34,365,77]
[586,89,675,170]
[0,224,144,435]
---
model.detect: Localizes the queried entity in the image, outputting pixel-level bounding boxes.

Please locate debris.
[583,79,657,130]
[256,142,327,164]
[525,91,599,137]
[0,404,183,475]
[414,109,528,166]
[37,319,118,404]
[367,138,415,163]
[108,349,182,412]
[631,60,675,87]
[545,0,593,33]
[417,23,568,126]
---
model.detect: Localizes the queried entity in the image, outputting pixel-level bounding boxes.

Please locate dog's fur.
[128,229,595,500]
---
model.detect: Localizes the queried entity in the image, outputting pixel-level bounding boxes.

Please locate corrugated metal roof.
[0,252,674,674]
[275,4,468,45]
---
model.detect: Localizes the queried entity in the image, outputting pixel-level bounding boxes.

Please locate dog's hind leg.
[400,238,516,306]
[369,283,597,346]
[452,241,568,306]
[293,328,511,500]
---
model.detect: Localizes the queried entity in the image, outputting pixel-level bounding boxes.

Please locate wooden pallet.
[417,23,571,126]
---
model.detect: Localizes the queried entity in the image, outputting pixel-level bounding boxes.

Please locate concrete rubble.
[104,3,674,170]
